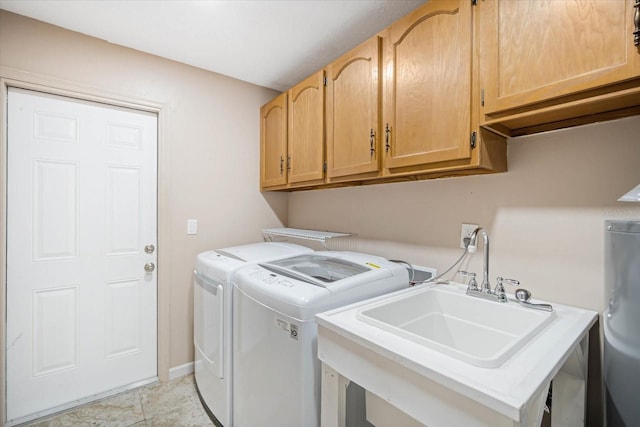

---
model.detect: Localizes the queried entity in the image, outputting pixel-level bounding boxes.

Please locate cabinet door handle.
[385,123,391,153]
[370,128,376,157]
[280,156,284,175]
[634,0,640,47]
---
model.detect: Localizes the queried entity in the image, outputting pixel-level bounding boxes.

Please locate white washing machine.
[232,251,410,427]
[193,242,313,427]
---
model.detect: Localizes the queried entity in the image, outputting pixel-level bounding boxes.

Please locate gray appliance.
[604,220,640,427]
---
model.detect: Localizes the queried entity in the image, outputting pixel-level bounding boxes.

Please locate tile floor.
[25,374,214,427]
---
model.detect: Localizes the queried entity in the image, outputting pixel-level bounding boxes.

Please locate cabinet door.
[383,0,472,171]
[326,36,381,179]
[481,0,640,116]
[288,70,325,185]
[260,93,288,189]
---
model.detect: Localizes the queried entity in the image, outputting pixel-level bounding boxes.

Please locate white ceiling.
[0,0,426,91]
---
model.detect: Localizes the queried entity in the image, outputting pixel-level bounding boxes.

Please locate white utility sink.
[356,285,556,368]
[317,282,597,426]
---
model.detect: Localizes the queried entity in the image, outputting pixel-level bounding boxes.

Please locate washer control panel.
[247,266,295,287]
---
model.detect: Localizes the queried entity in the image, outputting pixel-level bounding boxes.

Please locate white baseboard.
[169,361,194,380]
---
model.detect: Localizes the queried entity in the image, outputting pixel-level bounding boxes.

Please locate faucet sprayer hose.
[389,259,415,283]
[423,246,470,284]
[391,232,478,286]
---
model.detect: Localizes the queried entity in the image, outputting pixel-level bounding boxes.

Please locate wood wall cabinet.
[287,70,325,187]
[479,0,640,136]
[261,0,515,191]
[260,0,638,190]
[260,92,288,190]
[260,71,325,190]
[326,36,382,182]
[377,0,506,180]
[382,0,476,175]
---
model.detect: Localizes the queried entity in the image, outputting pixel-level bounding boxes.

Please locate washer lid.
[195,242,312,283]
[217,242,312,262]
[262,254,370,288]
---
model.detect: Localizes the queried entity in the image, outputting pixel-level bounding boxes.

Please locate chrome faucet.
[461,227,553,310]
[468,227,491,293]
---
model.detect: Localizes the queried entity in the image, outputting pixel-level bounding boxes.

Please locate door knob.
[144,262,156,273]
[144,244,155,254]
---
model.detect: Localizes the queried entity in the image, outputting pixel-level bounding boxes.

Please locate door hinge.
[481,89,485,107]
[634,0,640,47]
[323,161,327,172]
[470,131,477,149]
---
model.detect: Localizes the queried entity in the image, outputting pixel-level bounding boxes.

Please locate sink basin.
[356,285,556,368]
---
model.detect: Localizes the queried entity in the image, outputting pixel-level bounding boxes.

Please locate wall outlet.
[460,223,478,249]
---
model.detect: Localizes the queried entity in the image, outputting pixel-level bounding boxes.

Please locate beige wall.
[290,115,640,313]
[0,10,288,375]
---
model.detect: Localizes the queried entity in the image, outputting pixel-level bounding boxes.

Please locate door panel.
[105,279,143,358]
[106,166,142,254]
[32,160,79,260]
[32,286,79,376]
[6,88,158,423]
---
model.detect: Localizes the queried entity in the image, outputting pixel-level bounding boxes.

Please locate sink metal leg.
[551,334,589,426]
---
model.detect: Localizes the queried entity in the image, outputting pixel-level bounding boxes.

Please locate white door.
[6,88,158,423]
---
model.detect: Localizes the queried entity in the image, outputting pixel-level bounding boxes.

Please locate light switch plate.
[187,219,198,235]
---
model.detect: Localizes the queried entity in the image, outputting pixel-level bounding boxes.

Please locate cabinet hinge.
[471,0,477,5]
[323,161,327,172]
[470,131,477,149]
[323,76,327,86]
[481,89,485,107]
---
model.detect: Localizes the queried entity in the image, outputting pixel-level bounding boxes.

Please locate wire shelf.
[262,227,357,251]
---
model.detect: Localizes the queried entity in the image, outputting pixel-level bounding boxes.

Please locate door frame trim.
[0,66,171,424]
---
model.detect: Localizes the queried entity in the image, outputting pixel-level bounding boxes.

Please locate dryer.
[232,251,410,427]
[193,242,312,426]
